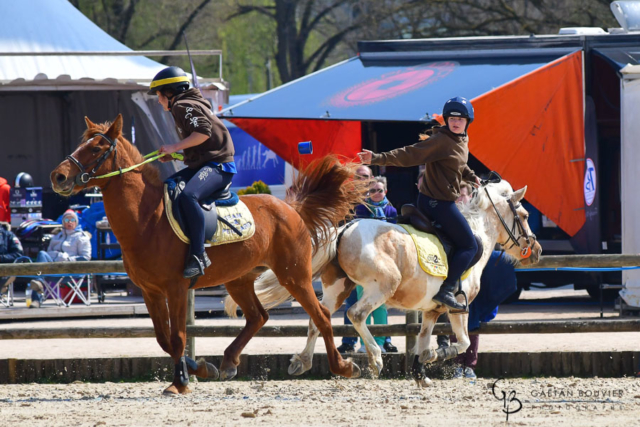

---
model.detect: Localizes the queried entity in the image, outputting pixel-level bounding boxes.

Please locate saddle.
[398,204,484,272]
[163,177,255,247]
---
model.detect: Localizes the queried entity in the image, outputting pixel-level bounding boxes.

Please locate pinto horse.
[233,179,542,384]
[50,114,368,395]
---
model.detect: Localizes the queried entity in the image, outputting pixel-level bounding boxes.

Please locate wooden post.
[405,311,418,373]
[186,290,195,360]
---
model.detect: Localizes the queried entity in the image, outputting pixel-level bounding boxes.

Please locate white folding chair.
[59,274,91,307]
[0,276,15,307]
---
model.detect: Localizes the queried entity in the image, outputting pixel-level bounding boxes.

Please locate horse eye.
[92,146,101,153]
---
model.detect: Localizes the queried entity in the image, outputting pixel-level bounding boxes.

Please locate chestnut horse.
[50,114,367,395]
[232,179,542,385]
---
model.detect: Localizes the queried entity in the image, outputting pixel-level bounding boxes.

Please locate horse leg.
[409,310,440,388]
[163,289,191,396]
[289,273,356,376]
[274,267,360,379]
[346,287,390,378]
[141,289,173,356]
[442,312,470,362]
[219,275,268,381]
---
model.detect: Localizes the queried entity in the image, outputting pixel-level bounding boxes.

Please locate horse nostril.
[56,173,67,183]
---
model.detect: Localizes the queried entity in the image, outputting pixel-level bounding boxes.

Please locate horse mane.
[459,180,518,264]
[81,122,162,187]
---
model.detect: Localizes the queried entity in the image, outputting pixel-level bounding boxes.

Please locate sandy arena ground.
[0,377,638,426]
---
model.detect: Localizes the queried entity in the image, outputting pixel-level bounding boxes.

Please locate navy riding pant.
[171,164,233,255]
[417,193,478,285]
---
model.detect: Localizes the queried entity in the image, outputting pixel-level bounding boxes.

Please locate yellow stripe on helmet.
[149,76,190,89]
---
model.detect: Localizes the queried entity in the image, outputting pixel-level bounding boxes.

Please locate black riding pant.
[417,193,478,285]
[171,164,233,255]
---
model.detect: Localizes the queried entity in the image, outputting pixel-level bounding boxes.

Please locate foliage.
[69,0,619,94]
[237,180,272,195]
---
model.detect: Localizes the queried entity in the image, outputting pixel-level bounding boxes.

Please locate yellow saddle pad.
[398,224,472,280]
[164,192,255,247]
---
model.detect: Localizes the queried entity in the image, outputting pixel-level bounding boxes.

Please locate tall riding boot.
[432,280,465,311]
[183,251,212,279]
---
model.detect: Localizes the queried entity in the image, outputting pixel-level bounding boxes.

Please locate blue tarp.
[222,54,569,122]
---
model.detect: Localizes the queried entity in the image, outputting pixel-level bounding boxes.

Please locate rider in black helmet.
[358,96,480,312]
[149,66,236,279]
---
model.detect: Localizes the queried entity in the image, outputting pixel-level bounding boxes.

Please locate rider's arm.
[462,164,479,183]
[370,136,449,167]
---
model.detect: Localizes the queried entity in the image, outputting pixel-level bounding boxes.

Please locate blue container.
[298,141,313,155]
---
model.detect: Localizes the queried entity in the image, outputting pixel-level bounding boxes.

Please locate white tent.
[620,63,640,308]
[0,0,165,90]
[0,0,226,202]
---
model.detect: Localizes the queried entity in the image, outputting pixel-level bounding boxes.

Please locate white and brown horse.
[227,179,542,383]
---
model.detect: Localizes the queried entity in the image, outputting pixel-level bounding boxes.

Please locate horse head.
[51,114,128,196]
[477,181,542,266]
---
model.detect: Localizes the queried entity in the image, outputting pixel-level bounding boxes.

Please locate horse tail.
[285,155,368,251]
[225,156,365,317]
[224,226,343,317]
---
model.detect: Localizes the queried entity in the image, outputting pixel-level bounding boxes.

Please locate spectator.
[355,176,398,223]
[0,177,10,223]
[338,170,398,354]
[0,221,25,303]
[451,250,517,379]
[36,210,91,263]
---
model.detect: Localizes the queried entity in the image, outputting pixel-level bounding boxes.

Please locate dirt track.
[1,377,638,426]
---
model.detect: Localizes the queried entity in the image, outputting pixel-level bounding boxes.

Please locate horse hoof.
[419,348,437,364]
[288,360,305,376]
[219,367,237,381]
[198,358,219,380]
[350,361,361,379]
[163,384,191,395]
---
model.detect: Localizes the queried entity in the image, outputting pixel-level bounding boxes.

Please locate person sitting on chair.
[149,66,236,279]
[358,96,481,312]
[0,221,25,297]
[36,209,91,263]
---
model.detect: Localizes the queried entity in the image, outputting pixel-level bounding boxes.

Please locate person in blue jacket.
[0,222,25,295]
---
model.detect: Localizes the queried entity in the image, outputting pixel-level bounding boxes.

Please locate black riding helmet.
[442,96,474,132]
[148,66,190,96]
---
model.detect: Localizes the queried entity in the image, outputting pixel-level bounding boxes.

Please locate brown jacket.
[170,88,235,169]
[370,126,478,201]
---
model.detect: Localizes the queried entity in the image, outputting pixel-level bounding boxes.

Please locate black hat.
[148,66,190,95]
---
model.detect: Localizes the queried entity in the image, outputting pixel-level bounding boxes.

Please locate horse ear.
[106,114,123,138]
[511,186,527,204]
[84,116,97,129]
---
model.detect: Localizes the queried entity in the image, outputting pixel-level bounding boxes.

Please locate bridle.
[66,133,119,186]
[481,173,536,259]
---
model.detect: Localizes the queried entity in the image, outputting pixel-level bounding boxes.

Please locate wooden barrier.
[1,319,639,340]
[0,254,639,276]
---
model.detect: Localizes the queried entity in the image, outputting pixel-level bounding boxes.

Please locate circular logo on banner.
[328,62,457,108]
[584,158,596,207]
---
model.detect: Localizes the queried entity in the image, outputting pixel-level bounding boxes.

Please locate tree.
[227,0,367,83]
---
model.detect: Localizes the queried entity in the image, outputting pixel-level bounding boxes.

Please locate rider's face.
[157,91,170,111]
[447,116,468,134]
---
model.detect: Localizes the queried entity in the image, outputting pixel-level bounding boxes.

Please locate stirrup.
[449,283,469,314]
[183,254,205,279]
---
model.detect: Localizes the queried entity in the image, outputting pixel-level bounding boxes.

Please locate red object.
[0,177,10,223]
[59,283,88,305]
[470,51,585,236]
[229,119,362,169]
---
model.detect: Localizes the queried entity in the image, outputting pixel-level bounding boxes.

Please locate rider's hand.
[474,176,481,187]
[358,149,374,164]
[159,144,180,155]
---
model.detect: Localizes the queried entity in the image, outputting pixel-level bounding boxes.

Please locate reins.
[66,132,183,186]
[480,176,535,259]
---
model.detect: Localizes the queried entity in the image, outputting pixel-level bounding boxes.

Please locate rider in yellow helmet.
[149,66,236,279]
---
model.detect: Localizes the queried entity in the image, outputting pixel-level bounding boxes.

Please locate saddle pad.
[164,190,255,247]
[398,224,472,280]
